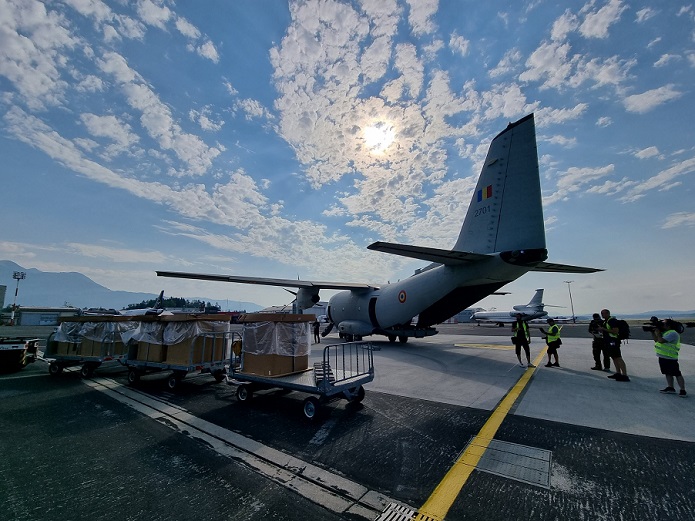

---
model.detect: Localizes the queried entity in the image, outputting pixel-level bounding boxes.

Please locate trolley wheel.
[236,384,252,402]
[48,363,63,376]
[213,370,225,383]
[127,369,140,385]
[348,386,365,403]
[167,372,185,391]
[303,396,320,420]
[80,364,95,378]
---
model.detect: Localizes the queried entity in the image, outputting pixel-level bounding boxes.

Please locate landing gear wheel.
[398,336,408,343]
[48,363,63,376]
[127,369,140,385]
[303,396,320,420]
[236,384,252,402]
[388,335,397,343]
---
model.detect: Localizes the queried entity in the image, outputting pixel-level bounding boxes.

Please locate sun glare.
[363,121,395,155]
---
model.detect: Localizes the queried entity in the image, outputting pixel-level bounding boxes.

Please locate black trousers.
[592,338,610,369]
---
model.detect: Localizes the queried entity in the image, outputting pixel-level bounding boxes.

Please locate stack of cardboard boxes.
[237,313,314,377]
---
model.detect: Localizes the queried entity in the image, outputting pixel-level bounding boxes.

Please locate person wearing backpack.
[652,318,687,397]
[598,309,630,382]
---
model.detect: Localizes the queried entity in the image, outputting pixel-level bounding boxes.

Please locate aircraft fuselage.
[328,252,535,337]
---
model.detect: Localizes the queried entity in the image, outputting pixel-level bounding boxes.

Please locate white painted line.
[84,376,404,518]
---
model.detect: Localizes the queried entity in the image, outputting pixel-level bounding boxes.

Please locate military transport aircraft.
[157,114,602,342]
[471,288,554,326]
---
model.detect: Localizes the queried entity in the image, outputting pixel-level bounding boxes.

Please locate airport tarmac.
[1,325,694,520]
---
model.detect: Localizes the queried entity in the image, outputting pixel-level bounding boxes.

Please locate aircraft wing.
[367,242,492,265]
[156,271,375,291]
[530,262,603,274]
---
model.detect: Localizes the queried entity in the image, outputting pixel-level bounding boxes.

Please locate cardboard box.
[241,353,310,377]
[112,341,127,357]
[136,342,167,362]
[165,336,228,366]
[80,339,103,357]
[56,341,79,356]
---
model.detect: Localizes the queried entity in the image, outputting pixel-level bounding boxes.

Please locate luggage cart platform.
[227,341,374,419]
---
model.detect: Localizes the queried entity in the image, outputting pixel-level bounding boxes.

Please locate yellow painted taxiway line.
[414,347,548,521]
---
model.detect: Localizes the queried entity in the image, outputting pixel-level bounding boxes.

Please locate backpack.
[616,319,631,341]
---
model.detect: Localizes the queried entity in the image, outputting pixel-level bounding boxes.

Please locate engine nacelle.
[296,287,320,311]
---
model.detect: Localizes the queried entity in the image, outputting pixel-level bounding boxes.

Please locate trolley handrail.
[318,341,374,393]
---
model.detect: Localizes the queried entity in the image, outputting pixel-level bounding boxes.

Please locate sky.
[1,0,694,316]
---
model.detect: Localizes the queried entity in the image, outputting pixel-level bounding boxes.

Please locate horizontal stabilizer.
[530,262,603,274]
[156,271,375,291]
[368,242,492,265]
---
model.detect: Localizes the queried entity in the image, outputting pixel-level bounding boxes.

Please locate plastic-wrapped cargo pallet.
[237,313,314,377]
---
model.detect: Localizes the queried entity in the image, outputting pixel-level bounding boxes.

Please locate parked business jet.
[120,290,166,316]
[471,289,552,326]
[157,114,601,342]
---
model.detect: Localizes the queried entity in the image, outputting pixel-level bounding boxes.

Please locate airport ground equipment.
[227,339,375,420]
[44,318,136,377]
[122,316,232,390]
[0,337,40,372]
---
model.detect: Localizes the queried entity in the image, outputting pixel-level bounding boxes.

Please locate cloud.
[405,0,438,36]
[136,0,172,30]
[622,85,683,113]
[80,113,139,149]
[661,212,695,229]
[545,164,617,204]
[579,0,627,39]
[0,0,78,110]
[98,52,221,176]
[620,157,695,202]
[635,8,657,23]
[449,32,470,57]
[654,54,680,67]
[189,106,225,132]
[634,146,659,159]
[67,242,168,264]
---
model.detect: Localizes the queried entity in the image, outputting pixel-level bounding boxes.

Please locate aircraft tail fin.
[453,114,546,254]
[528,288,543,307]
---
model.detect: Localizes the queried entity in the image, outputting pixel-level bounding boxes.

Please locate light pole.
[564,280,575,323]
[10,271,26,326]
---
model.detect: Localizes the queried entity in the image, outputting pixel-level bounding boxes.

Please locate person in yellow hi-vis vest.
[652,318,687,397]
[540,318,562,367]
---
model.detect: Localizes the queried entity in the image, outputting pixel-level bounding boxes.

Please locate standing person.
[589,313,610,371]
[652,319,687,397]
[512,313,533,367]
[313,320,321,344]
[598,309,629,382]
[540,318,561,367]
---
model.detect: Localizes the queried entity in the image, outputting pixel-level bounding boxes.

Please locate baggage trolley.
[123,329,230,390]
[227,340,375,419]
[44,321,133,377]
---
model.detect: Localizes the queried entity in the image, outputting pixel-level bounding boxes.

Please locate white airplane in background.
[120,290,167,316]
[471,289,555,326]
[157,114,602,342]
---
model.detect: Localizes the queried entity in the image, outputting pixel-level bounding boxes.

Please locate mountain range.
[0,260,261,312]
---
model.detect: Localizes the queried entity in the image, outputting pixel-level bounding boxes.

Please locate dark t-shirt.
[603,317,619,342]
